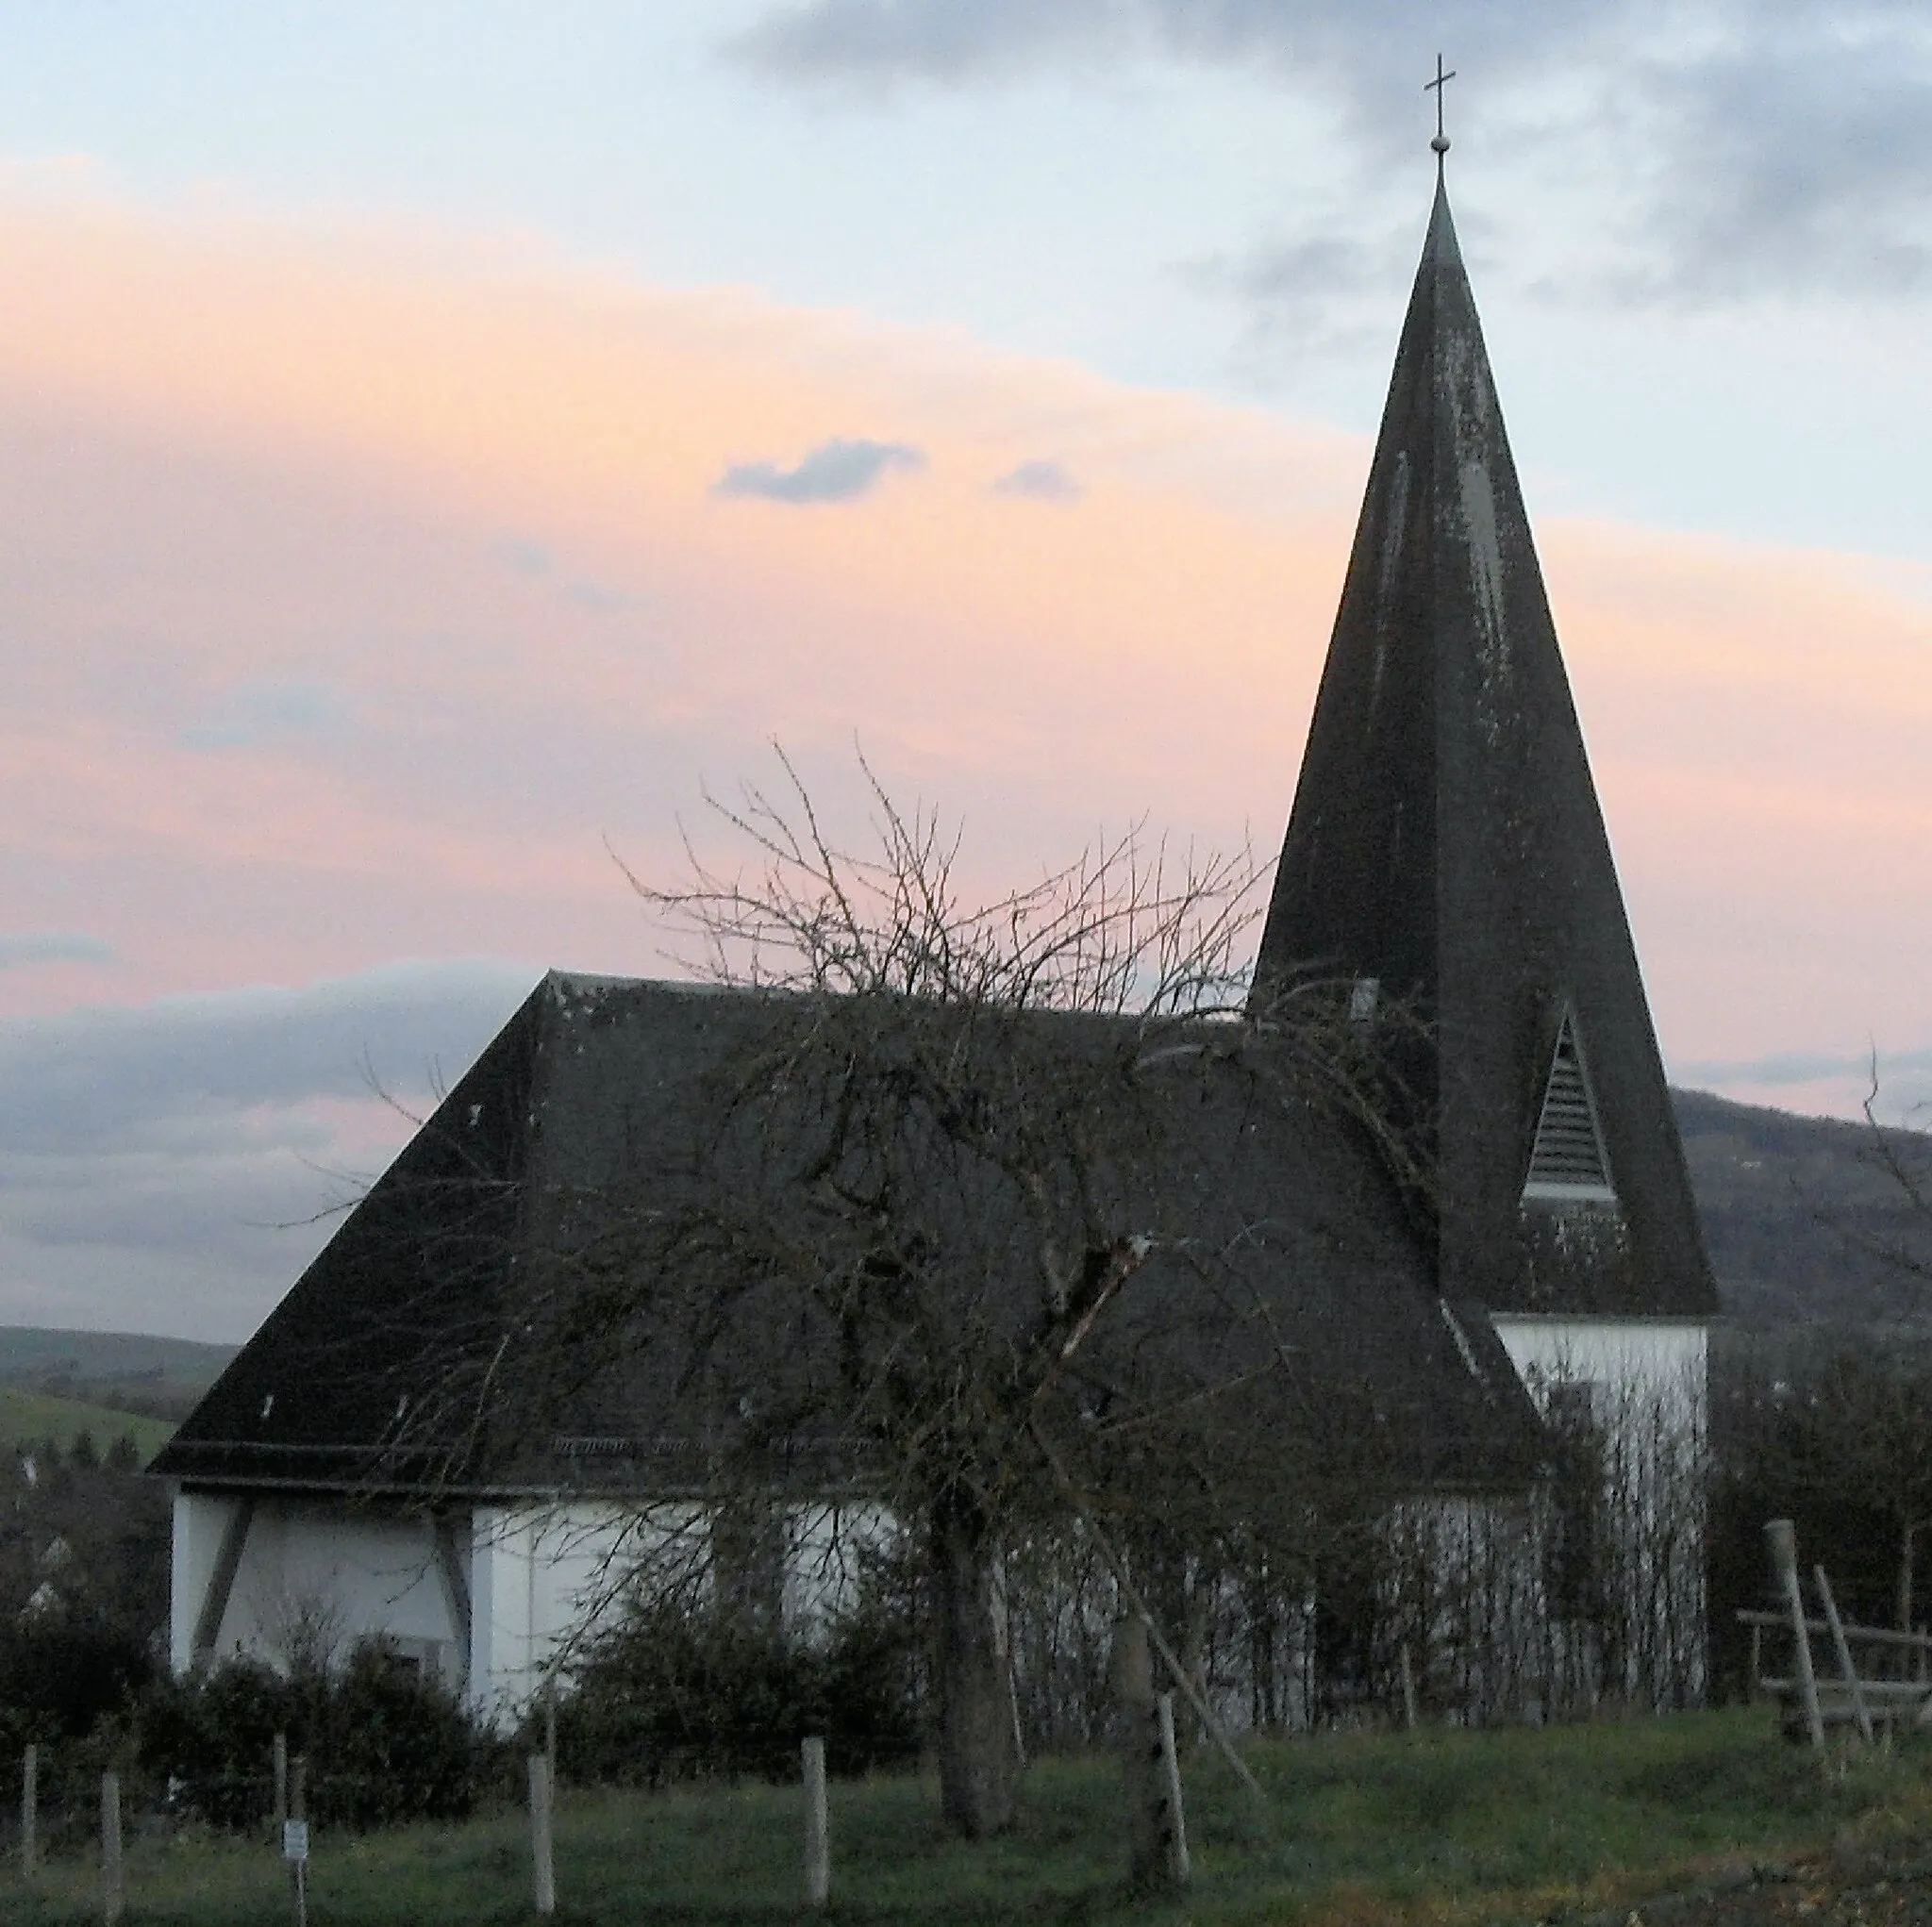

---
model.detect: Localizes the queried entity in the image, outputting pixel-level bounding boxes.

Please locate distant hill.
[0,1327,236,1425]
[1673,1088,1931,1329]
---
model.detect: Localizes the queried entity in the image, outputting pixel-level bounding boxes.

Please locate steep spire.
[1255,179,1716,1319]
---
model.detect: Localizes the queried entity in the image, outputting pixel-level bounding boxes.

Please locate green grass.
[0,1388,174,1464]
[0,1708,1922,1926]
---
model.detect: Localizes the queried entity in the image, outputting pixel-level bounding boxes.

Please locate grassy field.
[0,1388,173,1464]
[1,1708,1926,1925]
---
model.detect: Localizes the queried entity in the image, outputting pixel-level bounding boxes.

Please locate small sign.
[282,1819,309,1863]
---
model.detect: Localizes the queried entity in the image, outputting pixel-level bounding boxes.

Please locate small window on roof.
[1523,1009,1616,1204]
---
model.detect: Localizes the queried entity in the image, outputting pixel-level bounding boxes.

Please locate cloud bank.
[0,961,535,1339]
[731,0,1932,311]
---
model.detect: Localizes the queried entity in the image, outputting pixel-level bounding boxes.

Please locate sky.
[3,1,1930,1340]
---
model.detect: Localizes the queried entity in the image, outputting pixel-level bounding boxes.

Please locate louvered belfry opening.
[1524,1012,1615,1204]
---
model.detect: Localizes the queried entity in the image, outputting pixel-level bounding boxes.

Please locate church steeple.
[1255,175,1716,1320]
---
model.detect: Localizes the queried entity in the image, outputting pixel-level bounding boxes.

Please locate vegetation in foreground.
[2,1708,1927,1926]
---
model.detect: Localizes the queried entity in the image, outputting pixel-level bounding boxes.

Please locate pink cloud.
[0,183,1927,1120]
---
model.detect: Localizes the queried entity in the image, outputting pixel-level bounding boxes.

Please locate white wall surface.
[1489,1317,1708,1425]
[467,1502,691,1722]
[170,1492,900,1729]
[172,1490,462,1683]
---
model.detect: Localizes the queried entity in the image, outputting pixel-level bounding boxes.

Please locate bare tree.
[477,747,1419,1836]
[1855,1067,1932,1287]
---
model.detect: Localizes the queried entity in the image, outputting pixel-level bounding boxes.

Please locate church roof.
[153,972,1545,1500]
[1254,177,1718,1321]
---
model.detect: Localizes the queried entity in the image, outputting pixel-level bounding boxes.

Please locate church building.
[154,154,1720,1729]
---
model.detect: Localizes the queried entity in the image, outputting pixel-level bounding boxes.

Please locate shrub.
[555,1597,922,1787]
[138,1640,508,1831]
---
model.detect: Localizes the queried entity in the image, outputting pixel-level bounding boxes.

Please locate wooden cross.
[1425,53,1457,154]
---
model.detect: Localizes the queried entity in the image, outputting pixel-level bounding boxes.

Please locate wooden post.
[528,1753,556,1917]
[1815,1565,1874,1744]
[1398,1643,1419,1732]
[22,1744,38,1882]
[1766,1520,1824,1751]
[289,1755,308,1927]
[1154,1693,1191,1885]
[1109,1616,1170,1885]
[1748,1622,1762,1702]
[101,1770,125,1927]
[273,1731,289,1834]
[801,1736,829,1908]
[1031,1421,1264,1802]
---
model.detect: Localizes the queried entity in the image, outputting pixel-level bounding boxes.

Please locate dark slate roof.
[154,972,1545,1499]
[1253,178,1719,1321]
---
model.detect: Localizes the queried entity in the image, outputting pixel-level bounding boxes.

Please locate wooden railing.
[1743,1519,1932,1746]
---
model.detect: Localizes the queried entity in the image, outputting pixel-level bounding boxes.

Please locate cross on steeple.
[1425,54,1456,162]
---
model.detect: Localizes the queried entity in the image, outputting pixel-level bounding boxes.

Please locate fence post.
[289,1755,308,1927]
[1110,1615,1159,1881]
[1814,1565,1874,1745]
[101,1770,125,1927]
[528,1753,556,1917]
[1765,1519,1824,1751]
[22,1744,37,1882]
[802,1736,829,1908]
[1398,1644,1419,1732]
[1154,1693,1191,1886]
[273,1731,289,1834]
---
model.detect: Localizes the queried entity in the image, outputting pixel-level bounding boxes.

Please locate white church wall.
[779,1503,898,1636]
[467,1501,708,1724]
[172,1490,461,1683]
[171,1491,885,1731]
[1489,1314,1711,1709]
[169,1489,238,1677]
[1488,1316,1707,1425]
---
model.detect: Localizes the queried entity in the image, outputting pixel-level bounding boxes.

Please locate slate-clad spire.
[1255,178,1717,1319]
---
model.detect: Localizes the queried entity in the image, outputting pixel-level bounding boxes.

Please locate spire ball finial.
[1424,54,1457,160]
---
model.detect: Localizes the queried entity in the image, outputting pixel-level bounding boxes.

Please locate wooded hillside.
[1674,1088,1931,1330]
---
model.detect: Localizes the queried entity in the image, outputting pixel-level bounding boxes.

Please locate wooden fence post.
[21,1744,37,1882]
[802,1736,830,1908]
[1398,1644,1419,1732]
[288,1755,308,1927]
[273,1731,289,1834]
[101,1770,125,1927]
[528,1753,556,1917]
[1766,1520,1824,1751]
[1815,1565,1874,1744]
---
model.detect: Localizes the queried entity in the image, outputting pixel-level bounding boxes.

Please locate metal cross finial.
[1425,53,1456,162]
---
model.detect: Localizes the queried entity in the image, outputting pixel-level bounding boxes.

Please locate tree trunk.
[932,1493,1018,1836]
